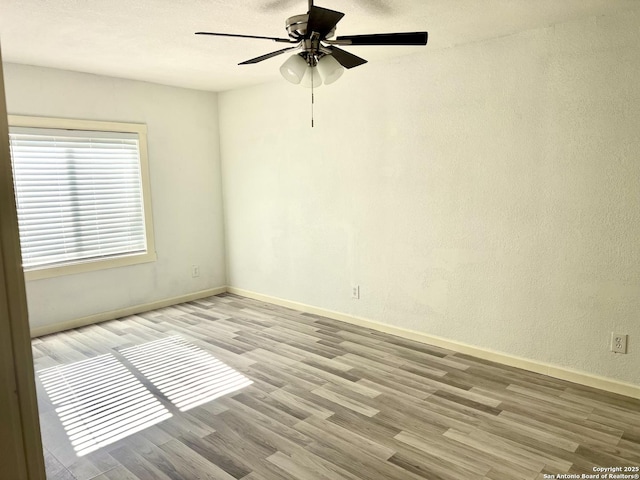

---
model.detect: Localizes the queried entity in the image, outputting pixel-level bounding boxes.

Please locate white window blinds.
[9,127,148,270]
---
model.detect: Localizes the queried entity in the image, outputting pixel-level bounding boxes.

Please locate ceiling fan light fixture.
[317,55,344,85]
[279,54,307,84]
[300,66,323,88]
[197,3,427,94]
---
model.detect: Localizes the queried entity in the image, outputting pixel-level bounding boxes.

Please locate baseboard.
[227,287,640,400]
[30,286,227,338]
[32,284,640,399]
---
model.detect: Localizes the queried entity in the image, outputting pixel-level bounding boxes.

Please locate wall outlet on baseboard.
[352,285,360,300]
[191,265,200,278]
[611,333,628,354]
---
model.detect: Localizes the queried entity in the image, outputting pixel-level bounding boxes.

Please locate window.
[8,116,156,280]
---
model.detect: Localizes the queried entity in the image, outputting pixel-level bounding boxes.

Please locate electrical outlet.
[611,333,628,354]
[191,265,200,278]
[352,285,360,300]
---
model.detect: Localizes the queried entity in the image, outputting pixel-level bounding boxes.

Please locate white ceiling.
[0,0,637,92]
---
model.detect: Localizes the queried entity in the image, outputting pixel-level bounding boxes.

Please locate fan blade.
[306,6,345,39]
[238,46,299,65]
[195,32,293,43]
[336,32,428,46]
[329,47,367,69]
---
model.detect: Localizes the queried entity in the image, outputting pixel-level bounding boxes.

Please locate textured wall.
[219,10,640,385]
[4,64,226,329]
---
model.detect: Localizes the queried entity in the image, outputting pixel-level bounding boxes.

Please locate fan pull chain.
[311,72,315,128]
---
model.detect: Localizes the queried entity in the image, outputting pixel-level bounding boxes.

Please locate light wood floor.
[33,293,640,480]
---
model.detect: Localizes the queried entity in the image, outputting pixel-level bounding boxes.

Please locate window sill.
[24,251,157,281]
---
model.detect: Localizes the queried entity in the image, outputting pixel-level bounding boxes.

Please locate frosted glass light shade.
[279,54,307,84]
[317,55,344,85]
[300,66,323,88]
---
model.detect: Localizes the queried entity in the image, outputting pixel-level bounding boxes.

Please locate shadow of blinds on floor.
[38,354,172,456]
[120,335,253,412]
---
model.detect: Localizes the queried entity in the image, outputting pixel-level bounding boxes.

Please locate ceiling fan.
[195,0,428,88]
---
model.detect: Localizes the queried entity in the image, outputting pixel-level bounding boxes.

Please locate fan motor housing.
[286,14,336,40]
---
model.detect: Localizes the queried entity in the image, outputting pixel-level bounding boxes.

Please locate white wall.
[219,9,640,386]
[4,64,225,330]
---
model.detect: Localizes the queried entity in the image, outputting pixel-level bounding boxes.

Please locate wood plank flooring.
[33,293,640,480]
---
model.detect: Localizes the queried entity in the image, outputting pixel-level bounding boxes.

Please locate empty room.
[0,0,639,479]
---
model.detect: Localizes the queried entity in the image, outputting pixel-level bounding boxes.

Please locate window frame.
[8,115,157,281]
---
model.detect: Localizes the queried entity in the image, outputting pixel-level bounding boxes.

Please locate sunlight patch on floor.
[38,354,172,456]
[120,336,253,411]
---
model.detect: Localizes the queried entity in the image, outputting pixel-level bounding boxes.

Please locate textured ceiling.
[0,0,637,92]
